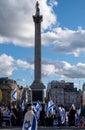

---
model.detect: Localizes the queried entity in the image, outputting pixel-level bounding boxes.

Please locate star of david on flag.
[24,120,31,130]
[22,110,37,130]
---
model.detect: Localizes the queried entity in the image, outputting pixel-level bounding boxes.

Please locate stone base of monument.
[30,81,45,103]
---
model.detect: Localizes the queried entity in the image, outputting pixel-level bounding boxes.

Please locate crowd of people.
[0,103,85,128]
[38,104,85,127]
[0,105,23,128]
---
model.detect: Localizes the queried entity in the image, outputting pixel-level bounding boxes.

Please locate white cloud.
[0,54,16,76]
[0,54,34,77]
[55,61,85,78]
[16,59,34,70]
[43,27,85,56]
[0,0,85,57]
[39,0,57,30]
[41,60,85,79]
[42,31,57,45]
[0,53,85,79]
[42,64,56,76]
[0,0,57,47]
[49,0,58,7]
[13,58,85,79]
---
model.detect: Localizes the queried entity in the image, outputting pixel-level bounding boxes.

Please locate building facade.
[19,86,31,105]
[47,80,82,108]
[0,77,18,106]
[0,77,31,106]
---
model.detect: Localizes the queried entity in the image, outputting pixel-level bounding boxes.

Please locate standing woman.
[22,103,37,130]
[68,105,76,126]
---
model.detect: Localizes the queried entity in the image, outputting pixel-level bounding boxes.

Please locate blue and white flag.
[36,101,42,112]
[35,101,42,121]
[47,100,55,113]
[61,107,66,124]
[32,104,37,113]
[22,100,25,111]
[71,103,76,110]
[11,88,17,101]
[22,110,37,130]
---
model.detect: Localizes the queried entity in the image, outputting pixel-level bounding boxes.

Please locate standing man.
[22,103,37,130]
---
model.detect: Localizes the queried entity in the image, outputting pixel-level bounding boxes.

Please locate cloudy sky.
[0,0,85,90]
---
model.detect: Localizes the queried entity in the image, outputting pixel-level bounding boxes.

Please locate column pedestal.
[30,81,45,103]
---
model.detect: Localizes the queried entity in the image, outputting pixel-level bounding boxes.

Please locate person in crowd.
[45,111,54,126]
[17,105,23,126]
[65,107,69,126]
[0,107,2,127]
[68,104,76,126]
[39,106,46,126]
[75,107,81,126]
[23,105,28,117]
[22,103,37,130]
[80,105,85,127]
[3,106,12,127]
[57,105,62,126]
[1,106,12,128]
[11,105,18,126]
[53,114,59,126]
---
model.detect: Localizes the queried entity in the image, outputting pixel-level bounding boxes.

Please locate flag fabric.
[32,104,37,113]
[11,88,17,101]
[22,100,25,110]
[76,108,81,126]
[36,101,42,112]
[71,103,76,110]
[22,110,37,130]
[47,100,55,113]
[61,107,66,124]
[35,101,42,121]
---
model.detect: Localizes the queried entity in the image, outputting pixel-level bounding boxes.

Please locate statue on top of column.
[36,1,40,15]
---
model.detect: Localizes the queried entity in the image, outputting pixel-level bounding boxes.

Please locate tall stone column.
[33,1,42,83]
[30,1,45,103]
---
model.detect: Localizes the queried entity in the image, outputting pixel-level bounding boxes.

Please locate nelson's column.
[30,1,45,103]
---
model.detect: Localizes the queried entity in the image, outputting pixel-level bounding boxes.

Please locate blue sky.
[0,0,85,90]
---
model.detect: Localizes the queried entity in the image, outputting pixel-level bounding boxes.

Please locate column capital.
[33,1,43,23]
[33,15,43,23]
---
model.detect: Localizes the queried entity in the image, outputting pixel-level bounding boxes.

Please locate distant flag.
[11,88,17,101]
[35,101,42,121]
[36,101,42,112]
[32,104,37,113]
[71,103,76,110]
[47,100,55,114]
[22,100,25,111]
[61,107,66,124]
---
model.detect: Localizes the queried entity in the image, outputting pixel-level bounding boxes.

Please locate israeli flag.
[71,103,76,110]
[22,100,25,111]
[11,88,17,101]
[47,100,55,112]
[61,107,66,124]
[35,101,42,121]
[36,101,42,112]
[31,104,37,113]
[22,110,37,130]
